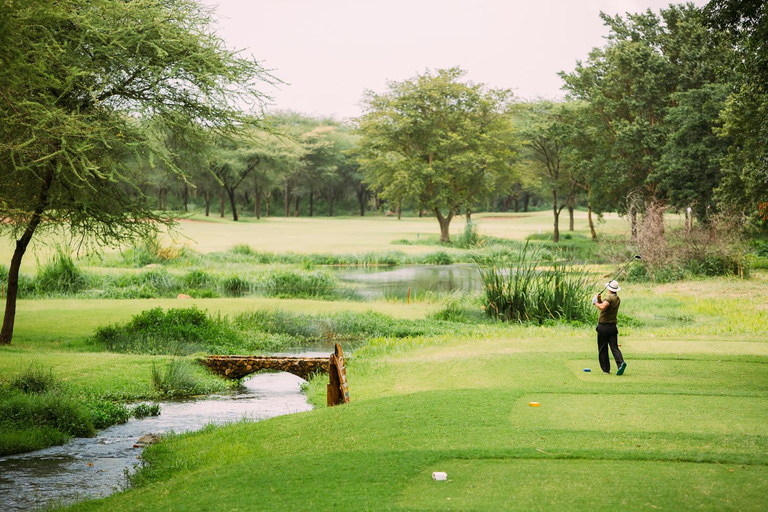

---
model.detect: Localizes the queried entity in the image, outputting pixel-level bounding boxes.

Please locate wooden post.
[327,343,350,406]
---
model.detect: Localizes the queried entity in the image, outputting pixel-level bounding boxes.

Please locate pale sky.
[200,0,709,120]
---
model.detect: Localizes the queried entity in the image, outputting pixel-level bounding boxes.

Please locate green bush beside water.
[92,306,482,357]
[0,366,159,456]
[151,358,228,397]
[474,243,593,324]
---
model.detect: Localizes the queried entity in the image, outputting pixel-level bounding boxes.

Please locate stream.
[0,371,314,511]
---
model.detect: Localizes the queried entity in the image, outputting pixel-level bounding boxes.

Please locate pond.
[336,263,482,299]
[0,372,313,511]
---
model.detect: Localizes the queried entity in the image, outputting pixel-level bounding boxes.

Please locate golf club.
[597,254,642,296]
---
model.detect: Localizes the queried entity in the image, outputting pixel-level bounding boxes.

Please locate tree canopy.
[0,0,274,342]
[357,68,516,241]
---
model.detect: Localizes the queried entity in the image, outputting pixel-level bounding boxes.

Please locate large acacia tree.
[357,68,515,242]
[0,0,273,343]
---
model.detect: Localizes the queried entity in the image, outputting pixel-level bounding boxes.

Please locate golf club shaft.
[598,255,641,295]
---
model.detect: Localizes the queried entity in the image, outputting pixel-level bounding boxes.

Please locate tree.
[705,0,768,224]
[560,5,731,235]
[514,101,581,243]
[357,68,515,242]
[0,0,273,343]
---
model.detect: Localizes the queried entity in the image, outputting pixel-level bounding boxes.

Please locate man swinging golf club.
[593,280,627,375]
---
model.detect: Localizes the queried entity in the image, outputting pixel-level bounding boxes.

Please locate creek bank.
[0,372,312,512]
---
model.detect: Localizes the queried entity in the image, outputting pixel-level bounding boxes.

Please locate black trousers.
[596,323,624,373]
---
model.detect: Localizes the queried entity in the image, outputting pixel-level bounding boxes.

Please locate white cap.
[606,280,620,292]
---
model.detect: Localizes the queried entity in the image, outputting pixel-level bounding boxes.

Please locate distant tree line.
[130,2,766,243]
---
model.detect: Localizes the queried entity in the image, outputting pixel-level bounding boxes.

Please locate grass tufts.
[473,242,593,324]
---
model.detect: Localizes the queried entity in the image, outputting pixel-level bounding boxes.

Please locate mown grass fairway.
[63,277,768,511]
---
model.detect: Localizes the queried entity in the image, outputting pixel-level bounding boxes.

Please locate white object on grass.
[432,472,448,481]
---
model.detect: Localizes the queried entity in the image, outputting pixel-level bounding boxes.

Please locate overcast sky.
[200,0,708,120]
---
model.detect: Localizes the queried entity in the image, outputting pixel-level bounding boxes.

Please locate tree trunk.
[357,189,366,216]
[514,196,519,212]
[309,187,314,217]
[265,193,271,217]
[552,189,560,243]
[203,191,211,217]
[523,192,530,212]
[219,192,226,218]
[284,185,290,217]
[254,188,261,220]
[1,169,54,344]
[435,209,454,242]
[588,204,597,241]
[630,206,638,242]
[329,195,334,217]
[294,196,301,217]
[465,208,472,222]
[183,183,189,212]
[568,201,574,231]
[226,186,239,221]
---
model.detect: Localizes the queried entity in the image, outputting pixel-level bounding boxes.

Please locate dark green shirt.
[598,293,620,324]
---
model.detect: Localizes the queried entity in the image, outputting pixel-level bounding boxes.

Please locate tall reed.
[472,243,592,323]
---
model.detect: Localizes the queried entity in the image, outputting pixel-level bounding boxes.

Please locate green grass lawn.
[1,213,763,510]
[1,210,633,273]
[60,275,767,511]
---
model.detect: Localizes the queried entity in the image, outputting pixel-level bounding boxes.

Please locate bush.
[132,403,161,419]
[183,269,216,289]
[473,243,593,324]
[230,244,256,256]
[10,365,61,394]
[259,268,339,298]
[222,276,252,297]
[150,358,227,397]
[630,205,750,281]
[92,307,243,355]
[35,247,90,294]
[455,221,483,248]
[422,251,454,265]
[86,398,131,429]
[428,296,488,323]
[0,391,95,438]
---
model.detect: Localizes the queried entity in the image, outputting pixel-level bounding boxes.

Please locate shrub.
[428,296,488,324]
[150,358,227,397]
[86,398,131,429]
[422,251,454,265]
[259,268,338,298]
[630,205,750,281]
[473,242,593,324]
[183,270,216,289]
[92,307,243,355]
[10,365,61,394]
[0,391,95,438]
[455,221,483,248]
[132,403,161,419]
[35,248,90,294]
[230,244,256,256]
[223,276,252,296]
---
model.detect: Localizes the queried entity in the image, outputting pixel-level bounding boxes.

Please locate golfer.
[593,280,627,375]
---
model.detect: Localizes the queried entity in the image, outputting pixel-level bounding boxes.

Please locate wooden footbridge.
[201,355,329,381]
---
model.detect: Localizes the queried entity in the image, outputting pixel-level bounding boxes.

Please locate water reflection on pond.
[0,372,312,512]
[336,264,481,298]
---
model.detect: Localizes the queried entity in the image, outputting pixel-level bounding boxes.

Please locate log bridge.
[201,355,329,381]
